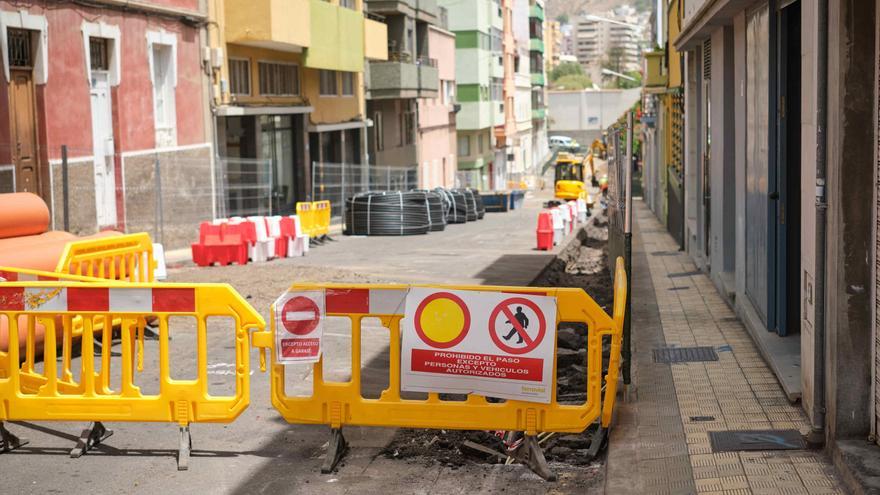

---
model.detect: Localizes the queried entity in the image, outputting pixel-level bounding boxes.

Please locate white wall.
[547,89,641,131]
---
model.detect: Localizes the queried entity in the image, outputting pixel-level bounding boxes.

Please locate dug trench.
[380,211,615,473]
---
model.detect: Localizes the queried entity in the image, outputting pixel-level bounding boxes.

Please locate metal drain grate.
[708,430,805,452]
[667,270,702,278]
[653,346,718,363]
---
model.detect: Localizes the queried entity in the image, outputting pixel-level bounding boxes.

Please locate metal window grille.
[8,29,32,68]
[258,62,298,96]
[90,38,110,71]
[229,59,251,96]
[703,38,712,80]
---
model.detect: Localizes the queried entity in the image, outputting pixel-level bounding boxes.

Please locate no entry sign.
[401,287,557,403]
[274,290,325,363]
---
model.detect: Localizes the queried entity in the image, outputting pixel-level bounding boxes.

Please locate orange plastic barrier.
[0,192,50,239]
[0,231,120,273]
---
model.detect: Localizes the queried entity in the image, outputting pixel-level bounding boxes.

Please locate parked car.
[550,135,579,150]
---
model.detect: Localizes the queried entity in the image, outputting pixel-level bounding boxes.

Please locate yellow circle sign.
[414,292,471,348]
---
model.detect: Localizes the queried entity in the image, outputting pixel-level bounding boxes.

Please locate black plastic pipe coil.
[411,190,447,231]
[441,189,469,224]
[454,188,478,222]
[344,191,430,236]
[469,188,486,219]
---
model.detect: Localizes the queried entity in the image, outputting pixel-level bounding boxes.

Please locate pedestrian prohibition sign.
[401,287,558,404]
[274,290,325,363]
[488,297,547,355]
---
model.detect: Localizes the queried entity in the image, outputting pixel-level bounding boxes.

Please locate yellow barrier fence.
[0,276,264,469]
[296,202,316,239]
[252,257,627,478]
[313,200,331,237]
[55,232,156,282]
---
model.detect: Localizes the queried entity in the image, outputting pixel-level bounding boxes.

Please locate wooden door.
[9,69,40,196]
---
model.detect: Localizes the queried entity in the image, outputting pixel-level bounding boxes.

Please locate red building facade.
[0,0,212,247]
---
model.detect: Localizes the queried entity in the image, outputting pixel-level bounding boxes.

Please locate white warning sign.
[401,287,557,403]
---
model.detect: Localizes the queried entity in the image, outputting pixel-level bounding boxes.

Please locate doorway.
[774,1,801,336]
[89,37,117,227]
[7,29,41,199]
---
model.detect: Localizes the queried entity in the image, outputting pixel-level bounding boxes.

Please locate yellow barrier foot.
[585,425,607,460]
[0,422,28,453]
[70,421,112,458]
[178,426,192,471]
[511,434,556,482]
[320,428,348,474]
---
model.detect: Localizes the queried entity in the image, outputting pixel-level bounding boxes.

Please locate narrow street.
[2,190,606,494]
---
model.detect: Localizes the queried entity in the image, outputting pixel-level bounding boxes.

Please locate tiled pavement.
[605,201,842,494]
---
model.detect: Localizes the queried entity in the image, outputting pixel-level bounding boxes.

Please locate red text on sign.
[410,349,543,381]
[281,338,320,358]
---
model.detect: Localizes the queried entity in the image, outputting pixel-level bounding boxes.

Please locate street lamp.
[601,68,638,81]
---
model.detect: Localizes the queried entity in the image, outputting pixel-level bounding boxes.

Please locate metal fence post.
[61,145,69,232]
[623,112,634,387]
[154,156,164,246]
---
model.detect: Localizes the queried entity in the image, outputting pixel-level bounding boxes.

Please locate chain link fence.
[311,162,418,220]
[0,143,277,250]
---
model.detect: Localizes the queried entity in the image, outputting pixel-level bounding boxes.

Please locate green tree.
[602,46,626,75]
[552,74,593,90]
[549,61,584,82]
[556,13,569,24]
[615,71,642,89]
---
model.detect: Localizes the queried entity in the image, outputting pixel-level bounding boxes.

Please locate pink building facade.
[0,0,212,247]
[417,25,457,189]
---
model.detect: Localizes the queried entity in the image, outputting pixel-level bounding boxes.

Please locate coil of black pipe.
[344,191,430,236]
[411,190,447,231]
[454,188,478,222]
[442,189,469,223]
[469,188,486,219]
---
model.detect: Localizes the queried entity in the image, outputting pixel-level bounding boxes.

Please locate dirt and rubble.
[381,211,614,475]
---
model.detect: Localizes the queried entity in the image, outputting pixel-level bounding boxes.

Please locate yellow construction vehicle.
[554,152,587,200]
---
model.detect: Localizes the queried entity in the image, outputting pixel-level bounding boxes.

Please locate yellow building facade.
[208,0,387,213]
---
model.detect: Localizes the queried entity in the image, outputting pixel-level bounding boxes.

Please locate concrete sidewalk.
[605,201,842,494]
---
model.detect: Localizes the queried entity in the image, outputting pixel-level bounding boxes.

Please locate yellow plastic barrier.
[296,202,316,238]
[252,257,627,478]
[56,232,156,282]
[313,200,331,237]
[0,277,265,469]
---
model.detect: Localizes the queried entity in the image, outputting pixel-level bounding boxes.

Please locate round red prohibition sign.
[488,297,547,355]
[413,291,471,348]
[281,296,321,335]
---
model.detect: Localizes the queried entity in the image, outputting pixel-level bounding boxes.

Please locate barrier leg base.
[0,422,28,453]
[70,421,112,458]
[511,434,556,482]
[321,428,348,474]
[585,426,607,460]
[178,425,192,471]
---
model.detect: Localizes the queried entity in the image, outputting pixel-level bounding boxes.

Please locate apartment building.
[364,0,439,181]
[209,0,387,215]
[545,19,562,70]
[529,0,548,178]
[574,6,647,83]
[440,0,504,189]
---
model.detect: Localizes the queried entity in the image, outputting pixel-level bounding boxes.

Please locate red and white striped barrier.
[0,285,196,313]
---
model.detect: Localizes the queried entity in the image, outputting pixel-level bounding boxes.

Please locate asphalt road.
[2,188,603,494]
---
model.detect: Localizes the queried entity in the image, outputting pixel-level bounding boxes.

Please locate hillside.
[546,0,653,22]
